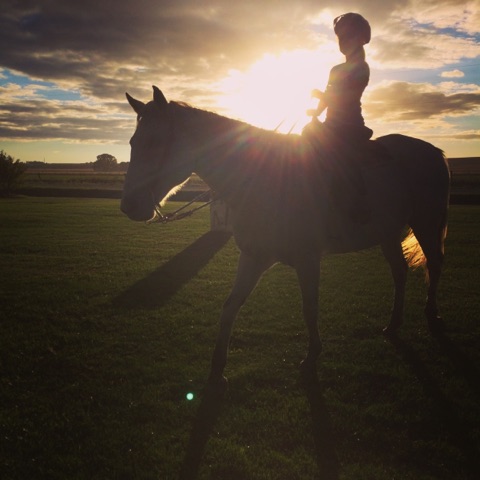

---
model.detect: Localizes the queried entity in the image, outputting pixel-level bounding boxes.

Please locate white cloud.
[441,69,465,78]
[401,0,480,35]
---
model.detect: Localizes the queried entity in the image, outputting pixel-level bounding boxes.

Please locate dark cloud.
[366,82,480,120]
[451,133,480,140]
[0,96,131,142]
[0,0,324,99]
[0,0,414,99]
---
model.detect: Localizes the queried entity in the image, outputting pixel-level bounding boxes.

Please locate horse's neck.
[179,107,261,193]
[175,105,314,209]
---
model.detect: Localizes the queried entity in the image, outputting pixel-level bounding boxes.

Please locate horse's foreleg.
[208,252,272,386]
[295,257,322,376]
[381,240,408,336]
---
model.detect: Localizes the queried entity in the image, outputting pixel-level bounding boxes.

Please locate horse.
[121,86,450,386]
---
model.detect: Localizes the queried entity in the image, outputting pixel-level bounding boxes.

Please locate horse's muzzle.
[120,194,156,222]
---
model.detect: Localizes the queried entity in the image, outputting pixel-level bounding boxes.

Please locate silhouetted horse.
[121,86,450,385]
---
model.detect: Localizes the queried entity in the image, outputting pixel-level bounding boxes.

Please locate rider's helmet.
[333,13,371,45]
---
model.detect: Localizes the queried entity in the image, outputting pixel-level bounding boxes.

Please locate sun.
[216,49,338,134]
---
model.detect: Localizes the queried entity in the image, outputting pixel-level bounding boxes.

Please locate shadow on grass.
[388,335,480,478]
[301,371,340,480]
[179,384,226,479]
[435,332,480,401]
[113,231,231,309]
[179,374,340,480]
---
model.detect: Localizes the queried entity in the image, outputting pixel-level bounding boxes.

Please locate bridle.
[142,102,213,224]
[150,189,213,224]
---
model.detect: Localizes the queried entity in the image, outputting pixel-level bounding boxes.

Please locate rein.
[149,189,213,224]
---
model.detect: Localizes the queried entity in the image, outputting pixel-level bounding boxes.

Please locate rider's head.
[334,13,371,56]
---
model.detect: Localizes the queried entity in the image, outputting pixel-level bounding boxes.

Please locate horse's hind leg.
[208,252,273,386]
[411,224,446,334]
[425,257,444,334]
[381,239,408,336]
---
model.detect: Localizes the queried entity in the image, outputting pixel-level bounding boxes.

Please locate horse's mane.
[170,100,300,144]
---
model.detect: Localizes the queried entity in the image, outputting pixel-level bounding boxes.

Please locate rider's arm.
[308,89,327,117]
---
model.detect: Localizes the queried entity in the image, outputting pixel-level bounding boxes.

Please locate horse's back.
[375,134,450,206]
[376,134,448,175]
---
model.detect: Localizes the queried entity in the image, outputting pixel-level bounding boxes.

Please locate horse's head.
[121,86,192,221]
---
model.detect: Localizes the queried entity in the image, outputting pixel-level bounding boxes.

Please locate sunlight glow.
[216,49,338,134]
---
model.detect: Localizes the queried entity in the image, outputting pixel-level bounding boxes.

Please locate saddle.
[303,121,392,224]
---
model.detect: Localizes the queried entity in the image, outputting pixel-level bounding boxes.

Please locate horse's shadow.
[388,334,480,477]
[434,332,480,401]
[179,373,340,480]
[113,230,231,309]
[301,372,341,480]
[179,384,225,480]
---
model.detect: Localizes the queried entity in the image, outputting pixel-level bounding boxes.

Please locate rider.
[305,13,373,222]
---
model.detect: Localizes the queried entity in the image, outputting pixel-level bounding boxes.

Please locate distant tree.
[118,161,129,172]
[93,153,117,172]
[26,161,47,167]
[0,150,27,195]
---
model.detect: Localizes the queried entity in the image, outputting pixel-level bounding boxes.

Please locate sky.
[0,0,479,163]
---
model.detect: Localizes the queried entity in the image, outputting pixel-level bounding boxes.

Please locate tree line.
[0,150,126,195]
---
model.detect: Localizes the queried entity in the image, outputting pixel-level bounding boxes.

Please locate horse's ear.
[126,92,145,115]
[153,86,168,107]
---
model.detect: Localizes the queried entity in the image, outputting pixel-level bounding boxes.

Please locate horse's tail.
[402,229,426,270]
[402,218,448,275]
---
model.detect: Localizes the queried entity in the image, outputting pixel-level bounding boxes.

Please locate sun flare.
[216,49,339,134]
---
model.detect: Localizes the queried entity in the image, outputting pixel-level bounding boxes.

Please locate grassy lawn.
[0,197,479,479]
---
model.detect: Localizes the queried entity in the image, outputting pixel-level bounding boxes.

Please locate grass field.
[1,197,479,479]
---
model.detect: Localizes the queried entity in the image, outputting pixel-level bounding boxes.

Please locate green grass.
[0,198,479,479]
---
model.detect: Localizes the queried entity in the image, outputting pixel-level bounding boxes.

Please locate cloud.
[0,83,131,143]
[371,24,479,69]
[1,0,326,101]
[450,132,480,140]
[2,1,477,100]
[365,81,480,122]
[0,0,478,155]
[441,69,465,78]
[400,0,480,35]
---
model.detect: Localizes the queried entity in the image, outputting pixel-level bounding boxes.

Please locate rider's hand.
[306,108,319,117]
